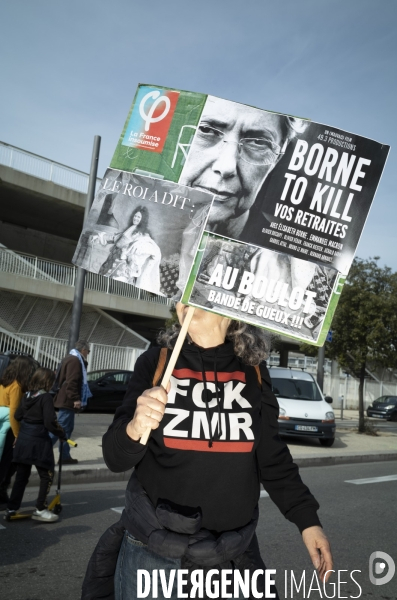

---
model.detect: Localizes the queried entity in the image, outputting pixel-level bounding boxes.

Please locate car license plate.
[295,425,318,432]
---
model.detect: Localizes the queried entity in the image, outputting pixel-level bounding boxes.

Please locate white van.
[268,367,336,447]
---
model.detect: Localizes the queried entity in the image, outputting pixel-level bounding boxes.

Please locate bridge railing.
[0,140,102,194]
[0,247,172,307]
[0,328,143,371]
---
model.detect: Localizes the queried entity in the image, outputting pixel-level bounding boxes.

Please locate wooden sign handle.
[139,306,195,445]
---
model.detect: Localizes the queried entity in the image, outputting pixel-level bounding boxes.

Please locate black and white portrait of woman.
[73,171,215,298]
[91,206,162,294]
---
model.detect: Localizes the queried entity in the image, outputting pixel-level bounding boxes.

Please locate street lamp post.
[68,136,101,352]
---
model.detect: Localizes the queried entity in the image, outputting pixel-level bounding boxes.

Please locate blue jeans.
[49,408,75,459]
[115,532,181,600]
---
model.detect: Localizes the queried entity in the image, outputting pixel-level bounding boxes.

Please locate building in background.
[0,141,172,371]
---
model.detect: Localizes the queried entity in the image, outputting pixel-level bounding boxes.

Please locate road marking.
[260,490,269,498]
[345,474,397,485]
[0,524,6,530]
[111,507,124,514]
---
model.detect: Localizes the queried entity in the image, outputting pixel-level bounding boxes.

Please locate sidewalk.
[27,411,397,486]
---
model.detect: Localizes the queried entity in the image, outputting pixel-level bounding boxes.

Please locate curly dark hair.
[157,319,271,366]
[127,206,151,235]
[29,368,56,393]
[0,356,36,392]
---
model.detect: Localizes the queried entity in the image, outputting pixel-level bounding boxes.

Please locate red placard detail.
[164,438,254,453]
[172,369,246,383]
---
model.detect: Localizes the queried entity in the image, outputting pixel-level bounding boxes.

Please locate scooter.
[4,439,77,521]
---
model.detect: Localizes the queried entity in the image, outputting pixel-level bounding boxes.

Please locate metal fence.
[327,375,397,410]
[0,140,101,194]
[89,343,144,372]
[0,328,143,372]
[0,247,172,307]
[0,329,68,369]
[268,354,331,371]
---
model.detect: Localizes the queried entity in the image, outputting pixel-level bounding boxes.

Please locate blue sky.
[1,0,396,268]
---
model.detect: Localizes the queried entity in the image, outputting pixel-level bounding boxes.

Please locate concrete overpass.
[0,248,171,321]
[0,141,171,341]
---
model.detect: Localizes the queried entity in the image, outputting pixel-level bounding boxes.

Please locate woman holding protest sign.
[82,302,332,600]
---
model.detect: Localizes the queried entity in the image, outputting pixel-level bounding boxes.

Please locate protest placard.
[182,233,343,345]
[110,85,207,182]
[177,94,389,345]
[72,170,213,297]
[77,84,389,346]
[191,97,389,277]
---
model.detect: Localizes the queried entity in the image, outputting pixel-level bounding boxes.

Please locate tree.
[324,257,397,432]
[164,304,179,329]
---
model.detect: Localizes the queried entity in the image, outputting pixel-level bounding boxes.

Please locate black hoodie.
[12,391,66,470]
[15,391,66,438]
[102,340,321,534]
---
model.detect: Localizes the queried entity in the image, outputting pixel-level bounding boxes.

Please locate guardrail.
[0,140,102,194]
[0,247,172,307]
[268,354,331,371]
[0,328,143,371]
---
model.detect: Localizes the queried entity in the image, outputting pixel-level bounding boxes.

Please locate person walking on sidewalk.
[6,367,67,522]
[0,356,36,506]
[50,340,92,465]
